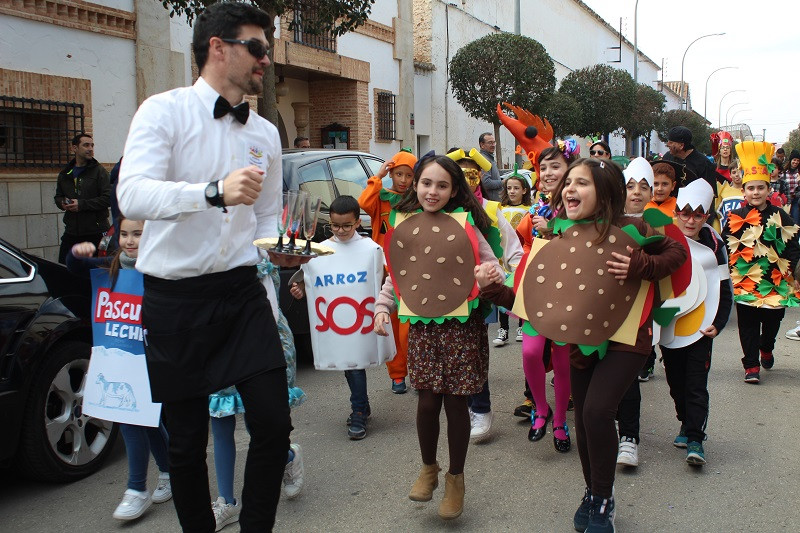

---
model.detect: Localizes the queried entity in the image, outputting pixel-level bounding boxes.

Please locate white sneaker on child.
[152,471,172,503]
[785,321,800,340]
[470,411,493,442]
[516,327,523,342]
[283,442,304,499]
[212,496,241,531]
[617,437,639,467]
[113,489,152,520]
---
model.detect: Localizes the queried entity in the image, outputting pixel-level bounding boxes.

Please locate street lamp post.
[680,32,725,110]
[717,89,745,129]
[725,102,748,127]
[729,109,751,126]
[633,0,640,83]
[704,66,737,119]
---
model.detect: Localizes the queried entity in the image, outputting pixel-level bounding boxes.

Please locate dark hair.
[551,158,625,244]
[293,136,309,147]
[652,162,677,183]
[71,133,91,146]
[776,147,785,154]
[192,2,271,72]
[329,195,360,219]
[478,133,494,145]
[500,174,532,206]
[107,216,143,290]
[394,156,491,231]
[538,146,578,167]
[589,141,611,154]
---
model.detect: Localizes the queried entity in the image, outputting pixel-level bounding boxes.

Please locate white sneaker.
[152,472,172,503]
[515,327,523,342]
[283,442,304,499]
[470,410,493,442]
[112,489,152,520]
[616,437,639,467]
[492,328,508,346]
[212,496,241,532]
[785,321,800,340]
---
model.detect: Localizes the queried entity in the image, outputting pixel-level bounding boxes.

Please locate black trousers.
[58,231,103,263]
[735,303,785,369]
[661,336,712,443]
[571,350,645,499]
[162,367,291,532]
[616,378,642,443]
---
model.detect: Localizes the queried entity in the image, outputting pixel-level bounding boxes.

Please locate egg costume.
[723,141,800,378]
[659,178,733,455]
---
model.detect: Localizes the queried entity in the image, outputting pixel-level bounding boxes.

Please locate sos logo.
[315,296,375,335]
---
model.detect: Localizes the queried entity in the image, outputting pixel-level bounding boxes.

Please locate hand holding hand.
[71,242,96,258]
[474,263,504,288]
[373,311,390,336]
[222,166,264,206]
[606,246,634,279]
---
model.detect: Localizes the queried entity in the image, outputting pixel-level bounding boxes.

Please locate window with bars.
[0,97,85,168]
[293,1,337,53]
[377,92,396,141]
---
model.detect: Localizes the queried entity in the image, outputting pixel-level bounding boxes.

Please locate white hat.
[676,178,714,213]
[623,157,654,189]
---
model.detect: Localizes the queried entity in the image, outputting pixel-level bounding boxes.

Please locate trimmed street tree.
[160,0,375,125]
[543,90,582,139]
[449,33,556,167]
[782,124,800,156]
[558,64,637,138]
[621,83,666,155]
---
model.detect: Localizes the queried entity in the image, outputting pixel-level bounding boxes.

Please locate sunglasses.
[221,38,269,59]
[589,150,608,156]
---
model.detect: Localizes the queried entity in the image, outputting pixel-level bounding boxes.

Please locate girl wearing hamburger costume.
[722,141,800,384]
[477,158,686,532]
[373,155,504,521]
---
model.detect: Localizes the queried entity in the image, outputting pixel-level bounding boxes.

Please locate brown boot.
[408,463,441,501]
[438,472,465,519]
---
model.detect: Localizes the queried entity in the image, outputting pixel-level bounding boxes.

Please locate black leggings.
[417,390,471,475]
[571,350,645,498]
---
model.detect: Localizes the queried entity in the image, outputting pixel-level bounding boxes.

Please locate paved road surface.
[2,309,799,532]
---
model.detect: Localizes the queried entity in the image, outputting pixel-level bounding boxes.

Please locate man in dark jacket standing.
[663,126,725,194]
[54,133,111,263]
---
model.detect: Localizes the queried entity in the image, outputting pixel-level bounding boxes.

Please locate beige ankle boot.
[438,472,465,519]
[408,463,441,501]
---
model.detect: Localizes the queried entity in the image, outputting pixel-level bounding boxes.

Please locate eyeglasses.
[220,38,270,59]
[589,150,608,156]
[676,210,707,222]
[325,223,356,232]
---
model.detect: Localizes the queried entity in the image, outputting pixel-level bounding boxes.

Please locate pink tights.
[522,333,571,439]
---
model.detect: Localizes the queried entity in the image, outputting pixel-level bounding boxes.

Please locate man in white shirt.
[118,3,294,531]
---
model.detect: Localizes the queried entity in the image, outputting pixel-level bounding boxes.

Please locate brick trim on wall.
[0,0,136,40]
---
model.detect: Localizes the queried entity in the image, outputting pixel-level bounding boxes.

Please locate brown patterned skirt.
[407,309,489,395]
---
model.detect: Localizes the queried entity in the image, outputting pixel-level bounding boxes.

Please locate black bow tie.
[213,96,249,125]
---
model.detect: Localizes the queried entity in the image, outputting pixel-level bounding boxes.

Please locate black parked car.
[279,149,388,358]
[0,239,118,481]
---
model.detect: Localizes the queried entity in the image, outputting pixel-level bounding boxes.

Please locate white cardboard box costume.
[301,234,396,370]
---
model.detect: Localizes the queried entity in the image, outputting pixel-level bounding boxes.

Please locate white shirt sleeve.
[254,127,282,240]
[118,96,208,222]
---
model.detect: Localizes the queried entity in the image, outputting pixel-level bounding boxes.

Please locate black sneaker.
[346,405,371,426]
[760,350,774,370]
[637,366,654,382]
[492,328,509,346]
[347,411,367,440]
[513,399,534,418]
[744,367,760,384]
[573,487,592,532]
[391,378,408,394]
[586,495,615,533]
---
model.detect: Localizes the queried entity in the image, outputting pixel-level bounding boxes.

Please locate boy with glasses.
[659,179,732,466]
[290,196,395,440]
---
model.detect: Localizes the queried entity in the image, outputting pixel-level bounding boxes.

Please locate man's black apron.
[142,265,285,403]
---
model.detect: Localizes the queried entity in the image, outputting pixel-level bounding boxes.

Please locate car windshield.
[297,161,335,210]
[328,157,369,198]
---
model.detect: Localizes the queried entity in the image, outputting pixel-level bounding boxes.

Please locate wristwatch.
[204,180,225,208]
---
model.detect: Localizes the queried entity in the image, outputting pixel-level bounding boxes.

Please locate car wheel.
[16,340,118,482]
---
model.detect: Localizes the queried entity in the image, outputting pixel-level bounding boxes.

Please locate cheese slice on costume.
[301,235,396,370]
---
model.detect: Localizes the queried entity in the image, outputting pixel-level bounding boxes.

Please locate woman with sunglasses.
[588,141,612,160]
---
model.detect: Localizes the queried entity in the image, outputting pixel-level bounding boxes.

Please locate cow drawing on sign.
[96,373,137,410]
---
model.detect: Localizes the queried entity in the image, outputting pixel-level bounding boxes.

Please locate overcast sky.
[581,0,799,143]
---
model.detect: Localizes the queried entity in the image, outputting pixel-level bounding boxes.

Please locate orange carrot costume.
[358,150,417,381]
[644,196,677,218]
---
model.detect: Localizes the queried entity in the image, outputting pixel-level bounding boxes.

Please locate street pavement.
[2,308,799,532]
